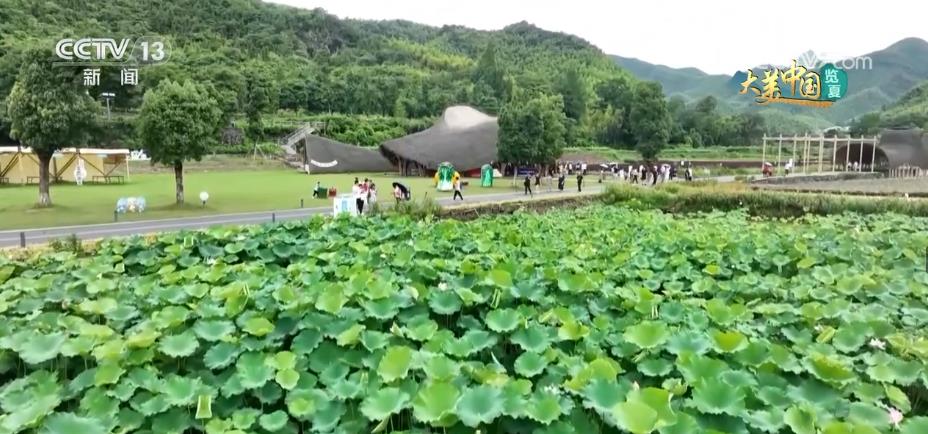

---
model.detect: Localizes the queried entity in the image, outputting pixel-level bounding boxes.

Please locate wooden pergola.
[761,134,881,173]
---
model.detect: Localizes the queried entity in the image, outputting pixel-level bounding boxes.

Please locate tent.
[54,148,130,183]
[302,135,393,174]
[381,106,498,176]
[0,147,129,184]
[0,147,39,185]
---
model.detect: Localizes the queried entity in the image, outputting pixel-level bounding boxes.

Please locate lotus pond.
[1,206,928,434]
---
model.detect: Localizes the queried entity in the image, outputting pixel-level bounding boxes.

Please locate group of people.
[562,161,589,175]
[351,177,377,215]
[845,161,865,171]
[599,162,693,185]
[523,171,584,196]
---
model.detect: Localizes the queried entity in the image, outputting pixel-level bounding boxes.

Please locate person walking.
[367,183,378,212]
[452,177,464,201]
[524,175,533,196]
[577,172,584,192]
[352,181,364,215]
[557,172,565,191]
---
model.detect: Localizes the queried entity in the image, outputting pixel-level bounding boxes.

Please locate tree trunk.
[37,152,52,207]
[174,162,184,204]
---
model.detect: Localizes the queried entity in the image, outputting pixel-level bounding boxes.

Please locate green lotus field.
[1,206,927,434]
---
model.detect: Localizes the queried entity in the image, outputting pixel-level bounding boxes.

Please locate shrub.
[602,184,928,217]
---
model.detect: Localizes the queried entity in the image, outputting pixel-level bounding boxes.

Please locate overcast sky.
[269,0,927,75]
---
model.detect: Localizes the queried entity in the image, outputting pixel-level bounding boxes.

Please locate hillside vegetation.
[0,0,771,154]
[0,0,633,147]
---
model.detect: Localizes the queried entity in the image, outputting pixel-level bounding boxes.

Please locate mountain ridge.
[612,37,928,125]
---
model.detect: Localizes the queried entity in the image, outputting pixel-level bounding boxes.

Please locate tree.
[138,80,222,204]
[498,95,567,166]
[472,81,501,115]
[595,76,632,111]
[595,76,634,146]
[735,112,766,145]
[473,41,510,105]
[6,48,97,206]
[590,106,625,147]
[629,81,671,161]
[694,95,718,114]
[849,112,882,136]
[557,68,587,121]
[242,69,277,146]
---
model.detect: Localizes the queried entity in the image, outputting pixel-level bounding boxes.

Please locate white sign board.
[332,194,357,217]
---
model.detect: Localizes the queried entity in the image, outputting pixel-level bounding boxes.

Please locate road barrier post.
[300,199,304,208]
[272,213,276,223]
[20,232,25,248]
[114,211,118,222]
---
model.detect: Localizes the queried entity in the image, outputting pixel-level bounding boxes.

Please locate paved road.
[0,186,602,247]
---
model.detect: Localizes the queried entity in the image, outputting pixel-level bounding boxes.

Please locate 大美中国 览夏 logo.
[739,60,848,108]
[54,36,170,65]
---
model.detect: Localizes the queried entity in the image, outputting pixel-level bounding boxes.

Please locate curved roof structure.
[380,106,498,172]
[303,135,393,174]
[837,128,928,169]
[877,128,928,168]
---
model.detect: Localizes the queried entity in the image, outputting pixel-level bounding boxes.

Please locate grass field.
[0,170,530,230]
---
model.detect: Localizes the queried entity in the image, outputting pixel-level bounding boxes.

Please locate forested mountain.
[848,81,928,135]
[613,38,928,126]
[0,0,774,152]
[0,0,640,146]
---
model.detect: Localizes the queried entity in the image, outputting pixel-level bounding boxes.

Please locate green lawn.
[0,170,523,230]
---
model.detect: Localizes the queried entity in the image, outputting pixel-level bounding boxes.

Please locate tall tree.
[6,48,97,206]
[498,95,567,165]
[595,76,634,146]
[242,70,276,145]
[473,41,510,108]
[556,68,587,121]
[138,80,222,204]
[735,112,766,145]
[629,81,671,161]
[595,76,632,111]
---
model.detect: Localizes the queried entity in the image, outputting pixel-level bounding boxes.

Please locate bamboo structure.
[760,134,880,175]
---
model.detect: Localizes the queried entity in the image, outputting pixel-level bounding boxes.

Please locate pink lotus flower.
[869,338,886,350]
[888,407,903,427]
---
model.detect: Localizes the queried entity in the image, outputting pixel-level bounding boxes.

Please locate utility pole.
[101,92,115,121]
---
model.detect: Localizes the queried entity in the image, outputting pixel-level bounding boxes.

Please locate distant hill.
[610,55,736,106]
[876,81,928,129]
[612,37,928,125]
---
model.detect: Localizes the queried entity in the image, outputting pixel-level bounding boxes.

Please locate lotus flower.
[869,338,886,350]
[888,407,903,427]
[438,282,449,291]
